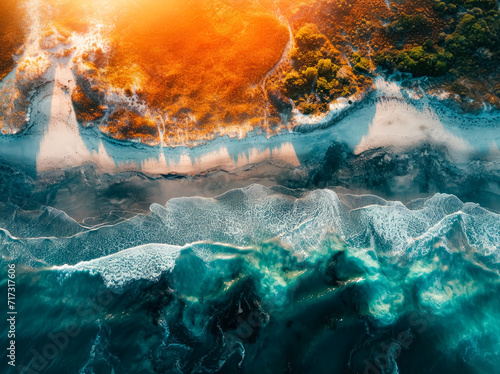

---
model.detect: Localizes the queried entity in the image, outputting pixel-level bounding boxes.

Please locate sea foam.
[56,243,182,287]
[2,185,499,267]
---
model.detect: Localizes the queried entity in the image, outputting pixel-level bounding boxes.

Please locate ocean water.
[2,185,500,373]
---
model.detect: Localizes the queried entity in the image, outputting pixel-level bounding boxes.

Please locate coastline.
[0,74,498,176]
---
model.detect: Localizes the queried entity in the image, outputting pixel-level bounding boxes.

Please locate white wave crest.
[55,243,182,287]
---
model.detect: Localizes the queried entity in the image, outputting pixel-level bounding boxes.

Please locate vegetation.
[369,0,499,108]
[71,86,106,123]
[388,13,430,36]
[275,0,499,115]
[278,24,372,115]
[105,109,159,143]
[0,0,26,80]
[374,40,453,76]
[445,8,499,61]
[377,0,499,74]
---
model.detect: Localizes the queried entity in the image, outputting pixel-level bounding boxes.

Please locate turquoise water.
[2,185,500,373]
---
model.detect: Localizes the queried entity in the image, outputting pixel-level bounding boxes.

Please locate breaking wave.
[1,185,498,267]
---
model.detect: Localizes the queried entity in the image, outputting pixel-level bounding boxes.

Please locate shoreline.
[0,76,498,176]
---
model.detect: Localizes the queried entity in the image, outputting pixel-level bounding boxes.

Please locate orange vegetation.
[105,109,159,144]
[0,0,26,80]
[64,0,291,143]
[293,0,447,54]
[71,86,105,123]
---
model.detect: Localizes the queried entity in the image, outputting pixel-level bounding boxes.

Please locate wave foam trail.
[2,185,499,267]
[56,244,182,287]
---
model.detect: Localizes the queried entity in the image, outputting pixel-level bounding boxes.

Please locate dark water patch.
[310,142,500,212]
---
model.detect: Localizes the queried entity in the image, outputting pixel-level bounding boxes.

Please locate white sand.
[354,78,472,157]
